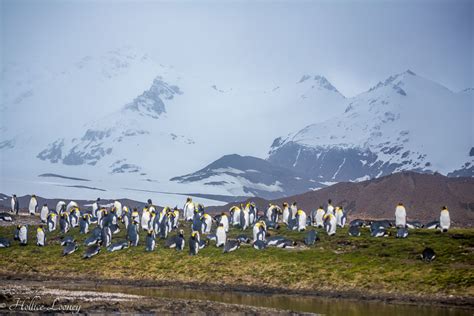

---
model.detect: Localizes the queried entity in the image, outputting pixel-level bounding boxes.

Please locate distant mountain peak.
[367,70,418,95]
[297,74,340,94]
[124,76,183,119]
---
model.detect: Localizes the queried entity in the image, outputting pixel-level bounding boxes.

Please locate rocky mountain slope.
[268,70,473,182]
[170,154,324,199]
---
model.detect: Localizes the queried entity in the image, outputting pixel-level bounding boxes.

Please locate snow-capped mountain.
[170,154,324,199]
[0,47,346,204]
[36,76,193,171]
[268,70,473,182]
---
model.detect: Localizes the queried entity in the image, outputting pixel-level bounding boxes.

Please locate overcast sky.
[1,0,473,97]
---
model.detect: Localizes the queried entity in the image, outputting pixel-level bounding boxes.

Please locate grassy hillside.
[0,222,473,301]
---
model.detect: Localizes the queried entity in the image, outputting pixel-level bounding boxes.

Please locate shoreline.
[1,273,473,310]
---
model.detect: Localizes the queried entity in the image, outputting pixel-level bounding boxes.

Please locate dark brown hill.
[208,172,474,227]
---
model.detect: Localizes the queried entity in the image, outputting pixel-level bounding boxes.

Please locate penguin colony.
[0,196,450,261]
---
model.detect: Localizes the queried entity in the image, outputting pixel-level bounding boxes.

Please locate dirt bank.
[0,280,303,315]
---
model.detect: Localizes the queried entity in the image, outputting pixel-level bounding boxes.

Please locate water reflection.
[92,284,470,316]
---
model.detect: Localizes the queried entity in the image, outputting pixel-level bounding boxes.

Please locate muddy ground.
[0,280,304,315]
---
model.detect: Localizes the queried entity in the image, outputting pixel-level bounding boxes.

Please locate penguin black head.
[147,199,152,205]
[186,197,192,202]
[328,199,332,204]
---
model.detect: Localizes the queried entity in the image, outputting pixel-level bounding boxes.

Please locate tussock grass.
[0,222,473,298]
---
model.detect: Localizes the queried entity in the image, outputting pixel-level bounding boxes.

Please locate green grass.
[0,222,473,298]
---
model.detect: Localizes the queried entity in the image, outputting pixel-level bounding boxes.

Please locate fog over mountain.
[1,0,472,205]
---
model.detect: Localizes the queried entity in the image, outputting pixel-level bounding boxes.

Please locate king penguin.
[101,226,112,247]
[421,247,436,262]
[348,225,361,237]
[83,244,101,259]
[335,207,346,228]
[145,230,156,252]
[439,206,450,232]
[166,229,185,250]
[282,202,290,224]
[304,230,318,245]
[296,209,307,231]
[47,212,57,232]
[189,231,200,255]
[11,194,19,215]
[396,227,409,238]
[79,213,90,234]
[183,197,195,221]
[127,222,139,246]
[395,202,407,228]
[315,206,325,228]
[324,213,337,236]
[223,240,240,253]
[425,220,439,230]
[253,221,266,242]
[63,242,78,256]
[219,212,229,232]
[253,240,267,250]
[201,213,213,234]
[40,204,49,223]
[216,223,226,247]
[59,213,70,234]
[107,240,129,252]
[36,225,46,246]
[230,206,241,227]
[0,237,11,248]
[19,225,28,245]
[29,195,38,215]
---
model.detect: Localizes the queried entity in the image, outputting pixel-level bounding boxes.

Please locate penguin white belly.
[221,217,229,232]
[298,213,307,231]
[205,218,212,233]
[216,228,226,247]
[243,211,250,229]
[233,210,241,226]
[440,212,450,230]
[19,227,27,244]
[29,199,37,214]
[395,208,406,227]
[185,203,194,220]
[282,209,289,224]
[114,201,123,217]
[40,207,48,222]
[37,231,45,246]
[56,201,65,214]
[328,218,337,236]
[252,225,259,241]
[141,212,150,230]
[316,211,324,227]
